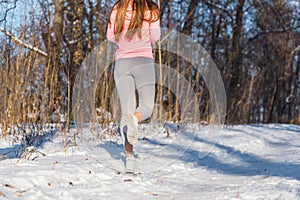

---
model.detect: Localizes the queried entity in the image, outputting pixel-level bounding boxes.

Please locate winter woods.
[0,0,299,137]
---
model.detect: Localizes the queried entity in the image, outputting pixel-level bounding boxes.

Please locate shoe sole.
[125,169,134,174]
[126,114,138,145]
[125,157,136,173]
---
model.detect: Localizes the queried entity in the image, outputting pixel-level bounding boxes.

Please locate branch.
[0,0,18,23]
[0,26,48,57]
[203,0,234,22]
[246,28,297,44]
[291,45,300,56]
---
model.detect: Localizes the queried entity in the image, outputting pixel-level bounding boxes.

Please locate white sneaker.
[125,156,137,174]
[125,114,138,145]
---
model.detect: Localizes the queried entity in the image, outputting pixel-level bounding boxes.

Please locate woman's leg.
[114,59,136,156]
[123,58,155,145]
[114,57,155,154]
[132,58,156,122]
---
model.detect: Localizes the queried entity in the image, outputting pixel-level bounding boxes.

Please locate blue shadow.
[143,126,300,181]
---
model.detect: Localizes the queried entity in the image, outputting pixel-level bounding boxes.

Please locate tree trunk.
[66,0,85,131]
[227,0,245,123]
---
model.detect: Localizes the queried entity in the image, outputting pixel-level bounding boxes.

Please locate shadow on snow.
[143,125,300,181]
[0,127,57,160]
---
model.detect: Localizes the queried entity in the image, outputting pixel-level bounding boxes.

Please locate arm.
[106,10,116,43]
[149,19,160,43]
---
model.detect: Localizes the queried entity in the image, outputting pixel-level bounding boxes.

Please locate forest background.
[0,0,299,137]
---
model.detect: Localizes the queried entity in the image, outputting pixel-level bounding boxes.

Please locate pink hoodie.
[106,1,161,60]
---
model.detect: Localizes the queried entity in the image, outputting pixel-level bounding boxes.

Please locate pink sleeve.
[106,10,116,43]
[149,19,161,43]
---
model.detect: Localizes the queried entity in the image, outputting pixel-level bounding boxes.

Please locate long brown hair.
[108,0,160,41]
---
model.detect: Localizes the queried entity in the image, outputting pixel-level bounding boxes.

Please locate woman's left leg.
[114,59,137,155]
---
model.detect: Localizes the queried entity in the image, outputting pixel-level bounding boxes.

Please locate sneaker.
[125,156,137,174]
[125,114,138,145]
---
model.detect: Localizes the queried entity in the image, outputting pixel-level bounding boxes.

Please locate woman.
[106,0,160,173]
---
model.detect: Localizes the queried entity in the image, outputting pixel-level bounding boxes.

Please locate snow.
[0,124,300,199]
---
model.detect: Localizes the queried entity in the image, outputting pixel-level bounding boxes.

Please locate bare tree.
[1,0,299,142]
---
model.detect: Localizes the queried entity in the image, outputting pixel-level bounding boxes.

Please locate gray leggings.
[114,57,155,130]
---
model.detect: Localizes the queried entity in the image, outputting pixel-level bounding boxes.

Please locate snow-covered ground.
[0,123,300,199]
